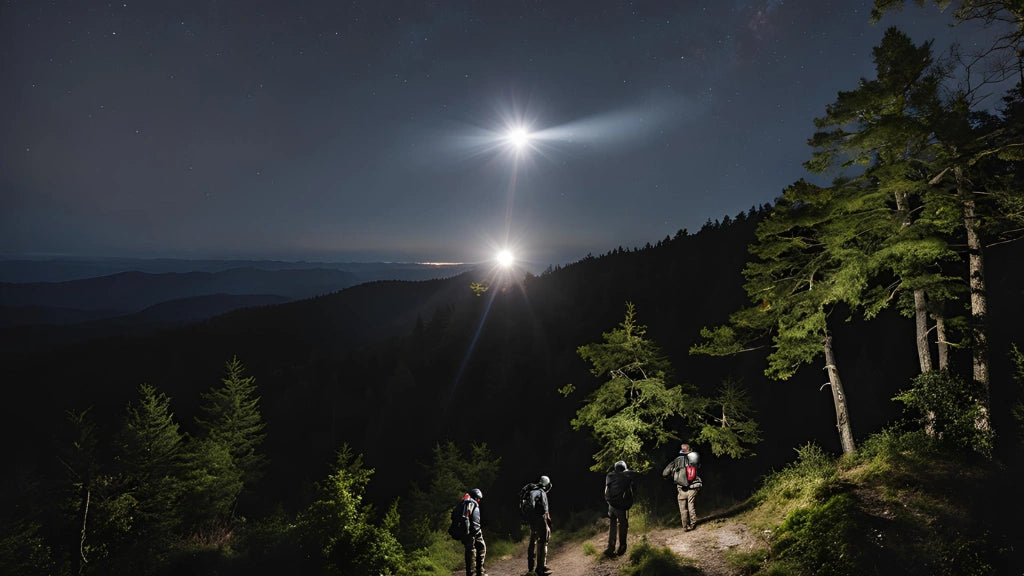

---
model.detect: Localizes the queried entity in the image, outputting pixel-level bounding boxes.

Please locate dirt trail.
[453,510,764,576]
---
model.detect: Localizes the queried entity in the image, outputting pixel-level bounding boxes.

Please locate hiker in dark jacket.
[604,460,638,556]
[461,488,486,576]
[527,475,553,575]
[662,443,702,531]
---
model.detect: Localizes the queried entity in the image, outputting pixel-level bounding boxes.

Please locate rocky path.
[453,510,763,576]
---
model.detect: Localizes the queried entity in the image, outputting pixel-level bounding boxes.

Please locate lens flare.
[496,249,515,267]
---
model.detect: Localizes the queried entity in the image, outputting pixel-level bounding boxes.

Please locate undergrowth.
[733,428,1020,576]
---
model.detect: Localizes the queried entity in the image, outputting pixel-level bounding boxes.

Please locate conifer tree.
[573,303,760,467]
[298,445,404,575]
[692,180,859,454]
[570,302,689,471]
[117,383,187,571]
[805,27,955,375]
[195,356,267,490]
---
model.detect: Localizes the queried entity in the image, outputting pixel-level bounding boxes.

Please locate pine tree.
[571,302,692,471]
[692,180,859,454]
[195,356,267,490]
[298,445,405,575]
[117,383,187,571]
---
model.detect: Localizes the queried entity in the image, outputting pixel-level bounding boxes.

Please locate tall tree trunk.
[895,189,935,373]
[822,331,856,454]
[955,165,992,433]
[935,314,949,370]
[914,290,934,372]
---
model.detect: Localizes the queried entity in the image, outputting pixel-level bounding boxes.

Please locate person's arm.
[470,503,482,536]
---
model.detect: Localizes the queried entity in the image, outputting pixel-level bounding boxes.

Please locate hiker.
[662,443,702,531]
[460,488,486,576]
[526,475,553,575]
[604,460,637,557]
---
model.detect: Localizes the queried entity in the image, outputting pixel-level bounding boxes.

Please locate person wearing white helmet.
[662,443,702,531]
[604,460,638,556]
[526,475,553,575]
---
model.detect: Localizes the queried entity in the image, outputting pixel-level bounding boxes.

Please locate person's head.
[680,443,691,453]
[539,475,552,491]
[469,488,483,501]
[614,460,628,472]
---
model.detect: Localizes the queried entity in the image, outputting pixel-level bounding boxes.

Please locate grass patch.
[620,537,701,576]
[723,547,768,575]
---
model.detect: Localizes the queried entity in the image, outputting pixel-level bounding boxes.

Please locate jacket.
[604,469,637,509]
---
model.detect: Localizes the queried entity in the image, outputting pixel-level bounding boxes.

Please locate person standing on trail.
[461,488,486,576]
[662,443,702,531]
[526,475,553,575]
[604,460,637,557]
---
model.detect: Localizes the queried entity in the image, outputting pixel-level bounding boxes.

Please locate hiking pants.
[463,533,485,576]
[527,516,550,571]
[607,504,628,552]
[676,485,698,528]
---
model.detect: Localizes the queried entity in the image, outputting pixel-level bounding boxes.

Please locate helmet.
[614,460,628,472]
[469,488,483,500]
[686,451,699,465]
[539,475,552,491]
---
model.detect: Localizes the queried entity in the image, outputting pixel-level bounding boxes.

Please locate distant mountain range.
[0,259,475,329]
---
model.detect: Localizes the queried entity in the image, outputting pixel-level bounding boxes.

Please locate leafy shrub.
[754,443,837,509]
[893,370,993,457]
[620,537,700,576]
[773,493,860,576]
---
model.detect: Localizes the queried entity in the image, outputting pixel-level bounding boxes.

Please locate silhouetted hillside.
[0,267,360,313]
[2,210,1022,532]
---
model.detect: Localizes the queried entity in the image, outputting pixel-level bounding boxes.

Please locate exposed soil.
[452,507,765,576]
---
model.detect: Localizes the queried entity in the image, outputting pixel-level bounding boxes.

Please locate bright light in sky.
[507,127,531,150]
[495,249,515,268]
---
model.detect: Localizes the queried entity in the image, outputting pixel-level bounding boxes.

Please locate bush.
[620,537,701,576]
[773,493,860,576]
[893,370,993,457]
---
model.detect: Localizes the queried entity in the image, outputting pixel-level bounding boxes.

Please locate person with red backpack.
[662,443,702,531]
[451,489,486,576]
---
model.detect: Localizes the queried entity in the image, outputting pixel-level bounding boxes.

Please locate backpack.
[671,454,700,488]
[518,483,541,523]
[447,496,474,540]
[607,481,634,510]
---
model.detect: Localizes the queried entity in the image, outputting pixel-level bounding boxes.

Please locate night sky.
[1,1,1004,269]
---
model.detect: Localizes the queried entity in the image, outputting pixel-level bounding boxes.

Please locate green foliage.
[693,378,762,458]
[1010,343,1024,451]
[893,370,994,457]
[620,537,701,576]
[0,520,55,576]
[195,356,268,488]
[773,494,860,576]
[752,443,838,521]
[741,428,1020,576]
[404,440,500,545]
[297,444,405,575]
[116,383,188,568]
[186,356,268,533]
[179,438,244,533]
[573,302,694,472]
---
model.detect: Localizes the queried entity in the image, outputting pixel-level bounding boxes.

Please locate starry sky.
[0,1,1005,269]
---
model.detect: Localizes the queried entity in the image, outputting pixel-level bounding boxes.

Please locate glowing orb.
[496,249,515,268]
[507,127,530,149]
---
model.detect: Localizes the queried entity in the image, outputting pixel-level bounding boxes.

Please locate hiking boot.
[603,548,615,557]
[538,566,552,575]
[616,546,627,556]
